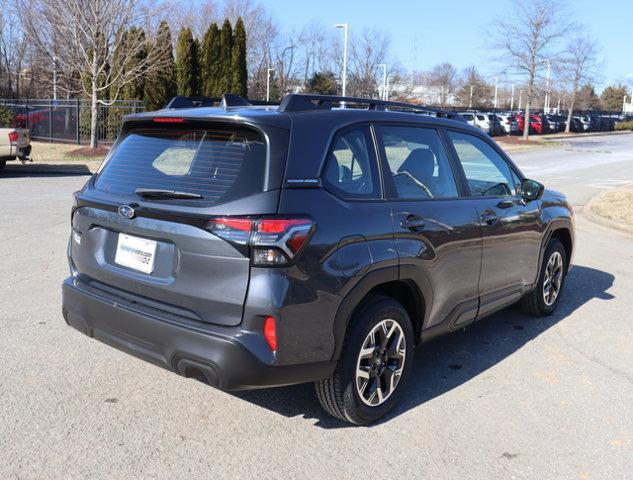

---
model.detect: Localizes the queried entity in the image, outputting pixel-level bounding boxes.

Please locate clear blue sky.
[262,0,632,91]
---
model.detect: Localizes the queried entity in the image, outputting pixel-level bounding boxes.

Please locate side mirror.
[521,178,544,202]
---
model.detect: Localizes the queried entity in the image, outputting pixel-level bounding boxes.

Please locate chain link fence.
[0,99,145,145]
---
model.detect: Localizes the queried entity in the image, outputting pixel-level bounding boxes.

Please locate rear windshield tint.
[95,126,266,204]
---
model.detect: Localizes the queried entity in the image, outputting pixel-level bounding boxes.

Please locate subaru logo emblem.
[118,205,135,219]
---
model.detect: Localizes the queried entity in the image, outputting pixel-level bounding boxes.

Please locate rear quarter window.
[95,126,266,205]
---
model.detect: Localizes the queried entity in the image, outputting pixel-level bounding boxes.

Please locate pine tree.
[176,27,199,96]
[199,23,220,97]
[231,17,248,98]
[218,18,234,95]
[144,20,176,111]
[120,27,147,100]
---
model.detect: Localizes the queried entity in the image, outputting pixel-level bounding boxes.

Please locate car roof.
[123,94,476,131]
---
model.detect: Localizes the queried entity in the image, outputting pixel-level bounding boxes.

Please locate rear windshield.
[95,126,266,204]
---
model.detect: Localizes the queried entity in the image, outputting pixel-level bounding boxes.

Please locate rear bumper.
[62,277,334,390]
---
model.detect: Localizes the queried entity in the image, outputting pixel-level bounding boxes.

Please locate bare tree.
[20,0,170,148]
[559,36,601,132]
[493,0,572,139]
[0,1,30,97]
[427,63,458,107]
[347,27,390,98]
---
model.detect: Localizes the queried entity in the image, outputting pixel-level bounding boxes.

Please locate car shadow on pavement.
[0,164,92,177]
[232,265,615,429]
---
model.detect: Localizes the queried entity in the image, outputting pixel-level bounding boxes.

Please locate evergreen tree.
[120,27,147,100]
[144,21,176,111]
[176,27,199,96]
[199,23,221,97]
[306,71,338,96]
[231,17,248,98]
[218,18,234,95]
[600,85,627,111]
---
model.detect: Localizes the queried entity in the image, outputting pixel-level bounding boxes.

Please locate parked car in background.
[496,113,513,134]
[569,117,584,132]
[545,115,566,133]
[474,113,504,136]
[457,112,476,127]
[513,113,543,134]
[0,127,31,171]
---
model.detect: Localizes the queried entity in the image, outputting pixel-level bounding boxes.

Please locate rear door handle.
[481,212,500,226]
[401,214,425,231]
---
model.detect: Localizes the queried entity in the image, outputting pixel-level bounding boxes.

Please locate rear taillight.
[8,131,18,143]
[206,216,314,266]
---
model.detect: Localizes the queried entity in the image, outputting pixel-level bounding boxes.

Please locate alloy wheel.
[355,319,406,407]
[543,251,563,307]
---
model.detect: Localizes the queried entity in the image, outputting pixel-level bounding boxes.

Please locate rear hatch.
[70,118,289,327]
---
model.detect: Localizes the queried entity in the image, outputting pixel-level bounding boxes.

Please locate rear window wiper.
[135,188,203,199]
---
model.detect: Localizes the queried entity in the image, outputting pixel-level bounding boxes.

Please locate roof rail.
[277,94,460,119]
[165,94,278,110]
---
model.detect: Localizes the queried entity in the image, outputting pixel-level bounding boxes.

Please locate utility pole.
[53,55,58,101]
[469,85,474,109]
[334,23,349,105]
[378,64,387,100]
[266,68,275,102]
[545,59,551,112]
[410,36,416,86]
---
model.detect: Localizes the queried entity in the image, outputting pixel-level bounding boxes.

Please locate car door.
[445,129,544,317]
[374,123,483,332]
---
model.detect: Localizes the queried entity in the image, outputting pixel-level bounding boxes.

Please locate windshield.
[95,126,267,205]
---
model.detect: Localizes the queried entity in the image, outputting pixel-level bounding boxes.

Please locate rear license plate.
[115,233,157,274]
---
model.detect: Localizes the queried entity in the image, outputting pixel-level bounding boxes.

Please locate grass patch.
[591,188,633,226]
[29,141,109,164]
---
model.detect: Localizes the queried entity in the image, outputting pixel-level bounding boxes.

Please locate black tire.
[0,160,6,171]
[315,295,414,425]
[519,238,567,317]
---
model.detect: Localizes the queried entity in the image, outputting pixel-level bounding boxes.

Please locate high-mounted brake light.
[8,131,18,143]
[153,117,186,123]
[206,216,315,266]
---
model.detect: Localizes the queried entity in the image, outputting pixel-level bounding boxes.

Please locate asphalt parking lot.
[1,134,632,479]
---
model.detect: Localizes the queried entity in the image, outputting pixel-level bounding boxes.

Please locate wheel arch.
[331,268,426,362]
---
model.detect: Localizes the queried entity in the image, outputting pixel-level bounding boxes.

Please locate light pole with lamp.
[377,64,387,100]
[266,68,275,102]
[333,23,349,105]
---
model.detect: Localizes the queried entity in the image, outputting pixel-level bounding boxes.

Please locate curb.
[582,184,633,236]
[541,131,633,141]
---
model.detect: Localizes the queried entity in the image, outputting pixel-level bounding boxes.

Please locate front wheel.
[315,295,414,425]
[519,239,567,316]
[0,160,6,171]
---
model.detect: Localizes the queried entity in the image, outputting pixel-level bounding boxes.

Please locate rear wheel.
[520,238,567,316]
[315,295,414,425]
[0,160,6,171]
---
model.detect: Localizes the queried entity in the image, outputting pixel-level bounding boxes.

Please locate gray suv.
[62,94,574,424]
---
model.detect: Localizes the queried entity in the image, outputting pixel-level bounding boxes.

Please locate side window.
[447,130,520,197]
[376,125,459,200]
[322,127,380,199]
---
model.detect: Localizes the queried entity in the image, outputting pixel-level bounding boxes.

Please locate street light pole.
[545,59,551,112]
[385,77,391,101]
[266,68,275,102]
[518,90,523,110]
[493,77,498,109]
[469,85,474,109]
[510,84,515,112]
[334,23,349,105]
[377,64,387,100]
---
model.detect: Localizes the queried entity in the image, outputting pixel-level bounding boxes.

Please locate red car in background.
[512,113,552,134]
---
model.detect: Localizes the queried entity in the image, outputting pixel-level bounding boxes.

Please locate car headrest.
[398,148,435,181]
